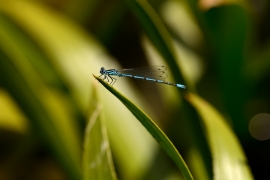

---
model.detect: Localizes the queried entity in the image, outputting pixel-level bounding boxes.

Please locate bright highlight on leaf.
[185,93,253,180]
[0,89,28,133]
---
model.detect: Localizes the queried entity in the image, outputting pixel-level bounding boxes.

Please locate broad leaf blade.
[185,93,253,180]
[0,1,158,179]
[0,10,82,180]
[94,75,193,180]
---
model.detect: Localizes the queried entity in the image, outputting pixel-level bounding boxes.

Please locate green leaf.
[123,0,194,92]
[97,78,160,179]
[185,93,254,180]
[0,1,158,179]
[0,0,99,113]
[93,75,194,180]
[0,9,82,180]
[0,88,28,133]
[204,5,250,136]
[83,89,117,180]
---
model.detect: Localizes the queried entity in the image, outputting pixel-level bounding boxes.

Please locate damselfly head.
[100,67,105,74]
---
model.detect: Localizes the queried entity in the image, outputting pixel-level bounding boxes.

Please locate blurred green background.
[0,0,270,179]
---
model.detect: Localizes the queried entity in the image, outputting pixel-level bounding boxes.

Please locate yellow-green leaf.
[0,8,82,179]
[123,0,194,92]
[185,93,253,180]
[0,89,28,133]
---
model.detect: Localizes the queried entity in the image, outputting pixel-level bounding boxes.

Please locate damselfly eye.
[100,67,105,74]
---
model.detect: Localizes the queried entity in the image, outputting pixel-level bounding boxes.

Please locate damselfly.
[99,66,186,88]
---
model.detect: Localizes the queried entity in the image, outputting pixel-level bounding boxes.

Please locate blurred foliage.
[0,0,270,179]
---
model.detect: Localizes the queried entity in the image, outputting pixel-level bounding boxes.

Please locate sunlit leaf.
[0,89,28,133]
[161,0,203,47]
[0,8,82,180]
[185,93,253,180]
[0,0,97,113]
[0,1,158,179]
[123,0,194,92]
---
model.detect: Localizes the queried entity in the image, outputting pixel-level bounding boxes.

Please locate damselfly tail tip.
[177,84,186,89]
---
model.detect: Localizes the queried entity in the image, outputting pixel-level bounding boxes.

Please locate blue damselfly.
[99,66,185,88]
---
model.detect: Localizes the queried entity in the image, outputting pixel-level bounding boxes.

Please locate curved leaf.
[0,9,82,180]
[123,0,194,92]
[185,93,253,180]
[93,75,193,180]
[0,89,28,133]
[0,1,159,179]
